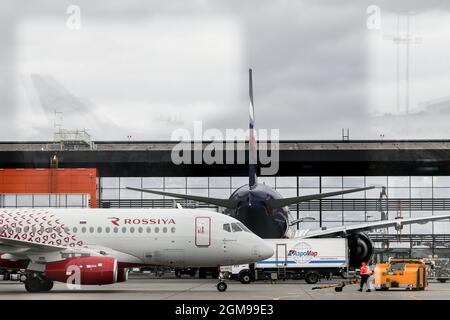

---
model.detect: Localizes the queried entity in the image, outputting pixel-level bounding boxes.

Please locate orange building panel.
[0,168,97,208]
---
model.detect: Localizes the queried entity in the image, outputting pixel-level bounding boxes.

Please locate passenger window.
[155,227,159,233]
[114,227,119,233]
[97,227,102,233]
[89,227,94,233]
[82,227,86,233]
[223,224,231,232]
[122,227,127,233]
[163,227,167,233]
[73,227,78,233]
[231,223,243,232]
[105,227,110,233]
[138,227,143,233]
[146,227,151,233]
[130,227,135,233]
[171,227,176,233]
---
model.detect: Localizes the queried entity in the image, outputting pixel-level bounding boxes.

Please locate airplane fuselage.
[224,183,289,238]
[0,208,272,268]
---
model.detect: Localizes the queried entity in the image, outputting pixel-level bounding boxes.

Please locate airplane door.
[276,244,287,266]
[195,217,211,247]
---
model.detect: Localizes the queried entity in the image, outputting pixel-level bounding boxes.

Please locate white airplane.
[0,208,273,292]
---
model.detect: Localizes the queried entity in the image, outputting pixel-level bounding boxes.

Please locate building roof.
[2,140,450,151]
[1,140,450,177]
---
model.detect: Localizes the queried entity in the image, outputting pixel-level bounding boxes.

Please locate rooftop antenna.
[342,128,350,141]
[54,110,63,134]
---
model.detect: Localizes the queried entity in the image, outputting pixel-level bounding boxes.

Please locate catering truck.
[221,238,348,284]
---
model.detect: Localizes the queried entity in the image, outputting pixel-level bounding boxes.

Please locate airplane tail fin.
[248,68,258,191]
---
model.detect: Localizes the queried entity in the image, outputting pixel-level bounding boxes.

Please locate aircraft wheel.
[217,282,227,292]
[41,278,54,292]
[25,278,42,293]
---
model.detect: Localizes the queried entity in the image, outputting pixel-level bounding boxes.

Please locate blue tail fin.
[248,68,257,191]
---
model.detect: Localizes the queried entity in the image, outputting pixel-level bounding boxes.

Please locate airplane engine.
[116,268,129,283]
[0,255,29,270]
[347,233,373,268]
[45,256,118,285]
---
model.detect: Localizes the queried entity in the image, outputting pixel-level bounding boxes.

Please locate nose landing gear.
[217,281,227,292]
[217,272,228,292]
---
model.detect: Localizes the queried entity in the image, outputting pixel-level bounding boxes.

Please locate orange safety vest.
[360,265,371,275]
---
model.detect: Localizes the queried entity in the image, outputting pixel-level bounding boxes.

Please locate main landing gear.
[24,273,54,293]
[216,272,228,292]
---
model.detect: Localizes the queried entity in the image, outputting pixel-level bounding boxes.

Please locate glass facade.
[98,175,450,259]
[98,175,450,233]
[0,194,90,208]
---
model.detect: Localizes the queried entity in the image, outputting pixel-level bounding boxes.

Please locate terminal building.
[2,139,450,262]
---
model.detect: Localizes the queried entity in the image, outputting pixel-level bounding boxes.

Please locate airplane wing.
[295,214,450,238]
[0,237,144,268]
[126,187,238,208]
[0,237,66,253]
[126,186,374,210]
[267,186,375,209]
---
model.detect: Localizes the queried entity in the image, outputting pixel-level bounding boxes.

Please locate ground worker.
[358,262,372,292]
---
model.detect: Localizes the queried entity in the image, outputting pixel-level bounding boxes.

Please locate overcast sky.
[1,0,450,141]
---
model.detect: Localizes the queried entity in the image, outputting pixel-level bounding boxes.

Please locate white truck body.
[222,238,348,283]
[258,238,347,269]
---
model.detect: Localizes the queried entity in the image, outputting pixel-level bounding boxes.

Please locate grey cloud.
[1,0,450,140]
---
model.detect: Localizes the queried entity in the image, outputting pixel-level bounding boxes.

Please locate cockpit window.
[237,223,251,233]
[223,223,231,232]
[231,223,243,232]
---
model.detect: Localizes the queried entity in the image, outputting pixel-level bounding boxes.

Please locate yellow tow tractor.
[373,258,428,291]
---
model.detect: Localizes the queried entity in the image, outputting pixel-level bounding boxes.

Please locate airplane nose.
[259,240,273,260]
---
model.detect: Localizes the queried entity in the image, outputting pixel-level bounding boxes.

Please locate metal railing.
[100,198,450,211]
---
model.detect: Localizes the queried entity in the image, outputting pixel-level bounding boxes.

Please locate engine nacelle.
[347,233,373,268]
[45,256,118,285]
[117,268,129,283]
[0,254,29,270]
